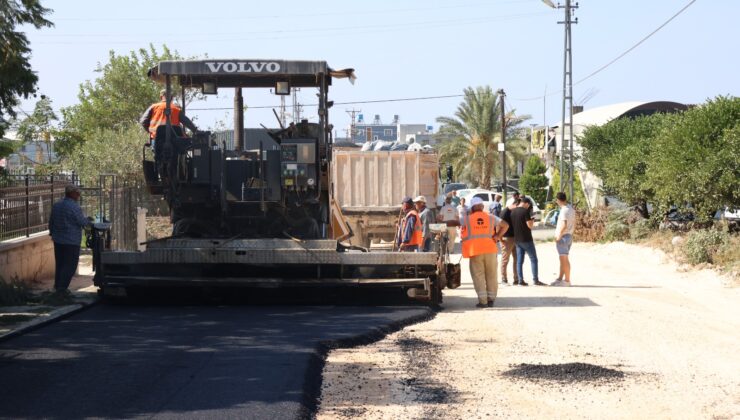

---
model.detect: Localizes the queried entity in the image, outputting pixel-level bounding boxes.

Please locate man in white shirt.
[551,192,576,286]
[437,195,460,253]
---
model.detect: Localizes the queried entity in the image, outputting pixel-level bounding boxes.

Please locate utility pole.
[497,89,507,202]
[557,0,578,200]
[345,108,361,143]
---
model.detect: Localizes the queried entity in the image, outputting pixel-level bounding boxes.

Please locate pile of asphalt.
[503,362,625,384]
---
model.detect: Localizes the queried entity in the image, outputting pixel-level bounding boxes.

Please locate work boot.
[533,280,547,286]
[475,303,487,308]
[519,281,529,286]
[487,299,494,307]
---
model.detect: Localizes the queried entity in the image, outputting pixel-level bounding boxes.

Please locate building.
[2,130,57,172]
[543,101,689,208]
[348,114,435,145]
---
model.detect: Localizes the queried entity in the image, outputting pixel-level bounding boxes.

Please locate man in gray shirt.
[414,196,433,252]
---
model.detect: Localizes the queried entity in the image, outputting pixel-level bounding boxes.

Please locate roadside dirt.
[316,242,740,419]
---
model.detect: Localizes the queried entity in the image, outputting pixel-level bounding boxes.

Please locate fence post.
[25,174,30,237]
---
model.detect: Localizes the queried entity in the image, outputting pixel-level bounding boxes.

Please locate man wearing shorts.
[551,192,575,286]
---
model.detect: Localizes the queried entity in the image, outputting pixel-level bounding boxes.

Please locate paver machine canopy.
[145,59,355,239]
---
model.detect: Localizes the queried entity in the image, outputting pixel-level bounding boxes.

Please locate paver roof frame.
[147,59,355,89]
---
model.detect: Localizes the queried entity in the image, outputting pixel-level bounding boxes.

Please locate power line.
[51,0,534,22]
[188,94,465,111]
[511,0,698,102]
[575,0,697,85]
[36,12,551,45]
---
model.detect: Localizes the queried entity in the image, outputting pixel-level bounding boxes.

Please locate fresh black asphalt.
[0,301,432,419]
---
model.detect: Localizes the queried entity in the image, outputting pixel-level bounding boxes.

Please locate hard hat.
[413,195,426,203]
[470,197,484,207]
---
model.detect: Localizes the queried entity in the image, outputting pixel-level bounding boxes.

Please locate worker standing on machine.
[140,89,198,144]
[398,196,423,252]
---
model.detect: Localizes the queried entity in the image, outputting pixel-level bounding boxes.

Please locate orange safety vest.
[148,101,183,139]
[402,209,423,247]
[460,210,497,258]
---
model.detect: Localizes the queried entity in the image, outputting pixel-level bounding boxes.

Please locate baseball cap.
[470,197,484,207]
[401,196,414,205]
[413,195,426,203]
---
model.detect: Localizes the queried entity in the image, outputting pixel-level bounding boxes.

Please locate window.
[474,193,489,202]
[384,129,393,136]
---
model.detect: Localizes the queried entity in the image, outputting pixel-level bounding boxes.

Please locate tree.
[647,96,740,221]
[578,112,673,218]
[519,155,548,206]
[64,122,147,186]
[0,0,53,139]
[550,163,587,209]
[57,44,200,156]
[16,95,57,162]
[435,86,529,189]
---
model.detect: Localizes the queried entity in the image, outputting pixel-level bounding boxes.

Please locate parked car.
[458,188,542,221]
[436,182,468,207]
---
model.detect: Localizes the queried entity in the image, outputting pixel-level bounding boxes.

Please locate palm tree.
[436,86,529,189]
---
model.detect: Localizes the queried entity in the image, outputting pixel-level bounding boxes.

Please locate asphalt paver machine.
[92,59,460,304]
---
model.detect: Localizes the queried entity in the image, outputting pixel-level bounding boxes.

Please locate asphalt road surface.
[0,297,430,419]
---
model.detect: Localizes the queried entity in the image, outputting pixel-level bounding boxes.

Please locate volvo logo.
[205,61,281,73]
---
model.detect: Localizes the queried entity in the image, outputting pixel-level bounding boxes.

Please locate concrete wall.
[0,233,55,283]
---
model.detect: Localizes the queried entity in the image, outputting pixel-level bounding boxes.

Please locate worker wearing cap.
[48,185,92,294]
[461,196,509,307]
[414,195,433,252]
[398,196,423,252]
[140,89,198,141]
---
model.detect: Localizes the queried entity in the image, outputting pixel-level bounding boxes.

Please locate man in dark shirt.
[510,196,546,286]
[499,197,520,285]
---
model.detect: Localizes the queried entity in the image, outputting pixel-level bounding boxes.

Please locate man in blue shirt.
[48,185,91,293]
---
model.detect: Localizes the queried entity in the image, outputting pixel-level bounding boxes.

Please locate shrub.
[574,207,608,242]
[630,218,653,240]
[0,277,34,306]
[605,221,630,241]
[682,229,730,264]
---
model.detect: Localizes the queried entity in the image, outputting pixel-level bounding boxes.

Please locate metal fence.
[0,173,78,241]
[0,173,155,251]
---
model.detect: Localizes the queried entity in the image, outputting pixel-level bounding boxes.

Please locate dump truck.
[331,148,439,249]
[90,59,460,304]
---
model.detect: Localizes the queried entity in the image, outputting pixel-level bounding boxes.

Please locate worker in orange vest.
[461,196,509,307]
[398,196,423,252]
[140,89,198,142]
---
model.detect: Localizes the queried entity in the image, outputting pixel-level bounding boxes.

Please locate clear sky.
[18,0,740,136]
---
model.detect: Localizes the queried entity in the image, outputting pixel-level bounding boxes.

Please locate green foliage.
[435,86,529,189]
[15,96,58,162]
[64,123,147,185]
[0,276,33,306]
[682,229,730,265]
[629,218,652,240]
[550,164,587,209]
[603,208,629,241]
[647,96,740,222]
[0,0,53,139]
[0,139,19,158]
[578,96,739,222]
[578,112,674,218]
[519,155,548,205]
[57,45,199,156]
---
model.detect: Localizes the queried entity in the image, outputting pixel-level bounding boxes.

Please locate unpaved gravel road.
[317,242,740,419]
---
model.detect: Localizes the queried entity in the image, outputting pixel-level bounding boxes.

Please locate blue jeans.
[422,237,432,252]
[54,243,81,291]
[516,241,539,282]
